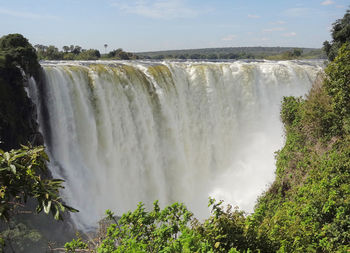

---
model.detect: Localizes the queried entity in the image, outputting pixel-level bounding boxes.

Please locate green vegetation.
[67,199,249,252]
[34,44,138,61]
[249,43,350,252]
[64,236,88,252]
[97,202,211,252]
[0,146,78,252]
[0,145,77,222]
[107,48,138,60]
[265,48,306,60]
[0,145,79,252]
[323,10,350,61]
[0,34,40,78]
[137,47,325,60]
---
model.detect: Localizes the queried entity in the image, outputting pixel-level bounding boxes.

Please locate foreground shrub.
[192,198,249,252]
[97,201,212,253]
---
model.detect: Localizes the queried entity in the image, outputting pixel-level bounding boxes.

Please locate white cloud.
[336,5,345,8]
[0,7,57,19]
[222,34,236,41]
[263,27,285,32]
[111,0,198,19]
[283,32,297,37]
[321,0,335,6]
[247,14,260,19]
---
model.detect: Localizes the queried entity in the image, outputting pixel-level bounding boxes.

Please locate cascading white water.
[31,60,323,230]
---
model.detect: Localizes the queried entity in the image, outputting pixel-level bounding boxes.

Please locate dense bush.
[0,34,40,78]
[323,9,350,61]
[324,43,350,134]
[192,198,249,252]
[97,201,211,253]
[246,41,350,253]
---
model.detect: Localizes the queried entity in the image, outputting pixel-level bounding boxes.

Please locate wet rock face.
[0,65,43,151]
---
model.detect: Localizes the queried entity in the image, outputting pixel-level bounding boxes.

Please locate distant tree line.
[33,44,326,61]
[137,47,326,60]
[141,48,305,60]
[107,48,138,60]
[34,44,139,61]
[143,51,256,60]
[34,44,326,61]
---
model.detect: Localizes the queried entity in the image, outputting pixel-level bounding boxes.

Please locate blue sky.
[0,0,348,52]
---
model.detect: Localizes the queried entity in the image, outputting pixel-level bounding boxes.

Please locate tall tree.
[62,46,69,53]
[72,45,81,55]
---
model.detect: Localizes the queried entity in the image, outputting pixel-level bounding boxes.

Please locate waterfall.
[31,60,323,230]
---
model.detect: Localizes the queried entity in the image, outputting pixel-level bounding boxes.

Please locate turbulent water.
[29,60,323,230]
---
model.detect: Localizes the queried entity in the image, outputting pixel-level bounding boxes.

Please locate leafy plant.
[192,198,249,252]
[0,145,78,221]
[97,201,212,253]
[64,236,88,252]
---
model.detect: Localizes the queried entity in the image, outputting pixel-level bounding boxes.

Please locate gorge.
[28,60,323,230]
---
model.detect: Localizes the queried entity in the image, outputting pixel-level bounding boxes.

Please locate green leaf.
[9,164,16,174]
[54,208,60,220]
[36,204,43,213]
[43,200,51,214]
[4,152,10,161]
[63,204,79,213]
